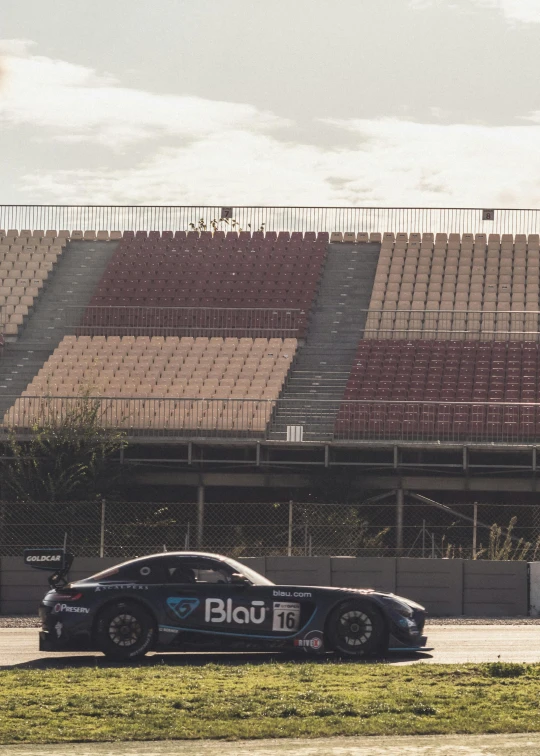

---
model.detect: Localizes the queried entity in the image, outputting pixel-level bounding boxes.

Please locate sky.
[1,0,540,208]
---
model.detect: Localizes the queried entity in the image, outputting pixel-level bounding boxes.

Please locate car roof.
[111,552,230,568]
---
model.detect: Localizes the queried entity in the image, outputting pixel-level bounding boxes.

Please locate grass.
[1,660,540,744]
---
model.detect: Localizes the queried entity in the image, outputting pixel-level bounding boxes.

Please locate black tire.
[326,599,387,659]
[95,601,155,661]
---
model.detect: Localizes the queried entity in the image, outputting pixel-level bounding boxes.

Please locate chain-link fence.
[1,499,540,560]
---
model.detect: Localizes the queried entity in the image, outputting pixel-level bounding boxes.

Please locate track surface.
[2,625,540,668]
[3,734,540,755]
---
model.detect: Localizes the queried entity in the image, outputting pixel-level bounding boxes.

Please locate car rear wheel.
[326,600,387,658]
[96,601,155,661]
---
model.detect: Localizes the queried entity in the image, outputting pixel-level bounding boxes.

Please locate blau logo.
[167,596,200,620]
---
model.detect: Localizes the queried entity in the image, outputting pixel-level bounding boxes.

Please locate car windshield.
[223,556,274,586]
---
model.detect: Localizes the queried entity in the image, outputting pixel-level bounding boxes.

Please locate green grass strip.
[1,661,540,744]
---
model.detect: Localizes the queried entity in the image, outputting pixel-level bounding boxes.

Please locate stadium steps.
[0,241,118,420]
[268,242,381,441]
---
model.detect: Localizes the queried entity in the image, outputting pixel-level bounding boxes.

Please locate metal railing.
[0,305,6,346]
[3,396,540,445]
[3,206,540,235]
[1,500,538,559]
[335,400,540,444]
[0,396,278,438]
[67,306,303,338]
[363,309,540,342]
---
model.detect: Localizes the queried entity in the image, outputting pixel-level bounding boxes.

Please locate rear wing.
[23,549,74,589]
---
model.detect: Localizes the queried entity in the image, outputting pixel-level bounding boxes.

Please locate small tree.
[0,395,126,503]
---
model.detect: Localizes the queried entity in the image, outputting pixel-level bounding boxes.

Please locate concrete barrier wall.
[0,555,531,616]
[464,560,529,617]
[242,556,529,617]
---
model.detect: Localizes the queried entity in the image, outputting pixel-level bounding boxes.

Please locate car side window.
[165,557,235,584]
[112,559,167,584]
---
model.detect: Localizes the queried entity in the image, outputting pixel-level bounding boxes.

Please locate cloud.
[22,118,540,208]
[476,0,540,23]
[408,0,540,23]
[3,40,540,209]
[0,39,288,149]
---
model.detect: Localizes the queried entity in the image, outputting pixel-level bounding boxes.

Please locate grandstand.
[2,205,540,553]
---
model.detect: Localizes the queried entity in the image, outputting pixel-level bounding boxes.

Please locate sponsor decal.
[205,598,266,625]
[294,630,324,651]
[273,589,312,599]
[26,554,62,563]
[53,603,89,614]
[95,584,149,592]
[167,597,200,620]
[272,602,301,632]
[159,625,179,634]
[140,566,151,576]
[55,621,63,639]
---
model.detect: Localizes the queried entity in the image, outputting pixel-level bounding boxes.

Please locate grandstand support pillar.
[396,488,404,553]
[196,485,205,548]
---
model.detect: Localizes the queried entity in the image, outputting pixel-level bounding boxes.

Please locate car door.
[161,555,253,637]
[161,556,316,641]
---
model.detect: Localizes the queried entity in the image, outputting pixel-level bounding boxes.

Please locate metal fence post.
[472,502,478,559]
[99,499,106,558]
[396,488,404,553]
[288,500,293,556]
[197,486,205,548]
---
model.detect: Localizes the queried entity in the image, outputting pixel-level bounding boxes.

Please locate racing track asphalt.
[3,733,540,755]
[2,624,540,668]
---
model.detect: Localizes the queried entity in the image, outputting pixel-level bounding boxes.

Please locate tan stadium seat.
[330,232,343,243]
[3,336,297,431]
[363,233,535,340]
[0,236,65,337]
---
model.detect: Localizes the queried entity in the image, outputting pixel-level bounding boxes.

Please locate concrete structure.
[0,555,531,617]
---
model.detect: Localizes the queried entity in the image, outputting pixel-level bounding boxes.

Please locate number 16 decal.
[272,602,301,632]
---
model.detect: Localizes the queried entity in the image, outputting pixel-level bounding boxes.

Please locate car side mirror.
[231,572,251,586]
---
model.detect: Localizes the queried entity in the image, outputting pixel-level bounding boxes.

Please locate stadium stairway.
[0,241,118,420]
[268,241,381,441]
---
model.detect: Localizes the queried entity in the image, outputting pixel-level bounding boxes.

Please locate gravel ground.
[1,615,540,628]
[0,616,41,628]
[426,616,540,625]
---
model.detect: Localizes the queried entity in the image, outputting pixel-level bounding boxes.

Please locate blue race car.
[27,549,428,661]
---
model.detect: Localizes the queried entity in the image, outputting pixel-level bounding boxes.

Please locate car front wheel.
[96,601,155,661]
[326,599,387,658]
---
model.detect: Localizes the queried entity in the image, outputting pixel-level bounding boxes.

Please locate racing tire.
[95,601,155,661]
[326,599,387,659]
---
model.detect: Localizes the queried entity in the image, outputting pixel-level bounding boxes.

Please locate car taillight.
[49,592,82,601]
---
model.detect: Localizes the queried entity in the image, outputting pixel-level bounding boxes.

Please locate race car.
[26,549,428,661]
